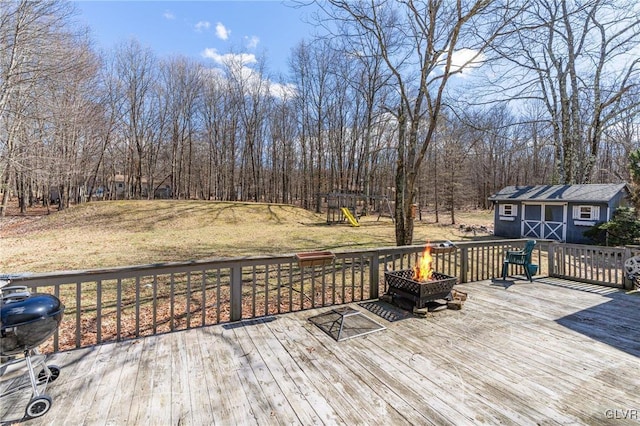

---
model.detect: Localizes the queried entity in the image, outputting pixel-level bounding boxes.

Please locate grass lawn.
[1,200,494,274]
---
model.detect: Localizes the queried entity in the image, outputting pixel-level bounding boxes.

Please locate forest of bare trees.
[1,0,639,244]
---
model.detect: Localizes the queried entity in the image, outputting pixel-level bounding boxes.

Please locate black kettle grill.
[1,287,65,355]
[1,284,65,420]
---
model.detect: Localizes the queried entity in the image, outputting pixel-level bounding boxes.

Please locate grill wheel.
[26,395,52,418]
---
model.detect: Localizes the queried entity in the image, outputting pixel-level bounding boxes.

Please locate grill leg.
[25,350,41,397]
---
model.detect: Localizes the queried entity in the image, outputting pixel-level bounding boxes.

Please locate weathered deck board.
[3,277,640,425]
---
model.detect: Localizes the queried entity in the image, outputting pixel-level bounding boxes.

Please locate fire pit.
[384,269,456,309]
[384,243,457,309]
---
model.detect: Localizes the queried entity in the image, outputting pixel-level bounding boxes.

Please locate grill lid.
[1,292,64,329]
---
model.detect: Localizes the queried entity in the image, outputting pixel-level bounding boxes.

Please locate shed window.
[499,204,517,217]
[572,205,600,221]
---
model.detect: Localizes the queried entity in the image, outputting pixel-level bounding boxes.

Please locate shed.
[488,183,631,244]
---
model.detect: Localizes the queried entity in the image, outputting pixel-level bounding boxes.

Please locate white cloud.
[215,22,230,40]
[163,10,175,20]
[201,48,256,66]
[442,48,485,77]
[244,35,260,50]
[270,82,297,99]
[200,50,296,100]
[195,21,211,32]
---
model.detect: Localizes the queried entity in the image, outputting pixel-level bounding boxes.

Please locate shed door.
[542,204,566,241]
[521,203,567,241]
[522,204,542,239]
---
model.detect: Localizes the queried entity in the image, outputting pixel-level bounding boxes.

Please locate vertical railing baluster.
[350,258,356,302]
[186,271,191,329]
[288,262,293,313]
[96,280,102,344]
[310,265,316,307]
[331,260,337,305]
[75,281,82,348]
[201,270,207,327]
[300,266,305,310]
[216,268,221,324]
[359,254,365,300]
[251,265,257,317]
[369,254,379,300]
[135,276,140,337]
[152,275,158,334]
[276,264,282,314]
[170,274,175,331]
[320,264,326,307]
[341,259,346,303]
[116,278,122,341]
[264,264,270,316]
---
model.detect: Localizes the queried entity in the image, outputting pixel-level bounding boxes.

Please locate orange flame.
[413,245,433,282]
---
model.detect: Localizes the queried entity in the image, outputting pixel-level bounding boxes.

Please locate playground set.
[325,192,394,227]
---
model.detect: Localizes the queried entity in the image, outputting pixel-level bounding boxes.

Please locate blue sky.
[75,1,318,76]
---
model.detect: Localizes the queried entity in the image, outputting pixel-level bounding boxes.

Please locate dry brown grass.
[1,200,493,274]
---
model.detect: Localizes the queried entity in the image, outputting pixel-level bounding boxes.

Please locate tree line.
[1,0,639,245]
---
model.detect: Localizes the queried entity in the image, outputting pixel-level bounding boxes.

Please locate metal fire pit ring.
[384,269,457,309]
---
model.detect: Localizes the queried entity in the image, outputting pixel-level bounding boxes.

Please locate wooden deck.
[3,277,640,425]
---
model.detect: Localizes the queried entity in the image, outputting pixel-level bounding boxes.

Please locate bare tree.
[44,36,101,210]
[0,0,78,215]
[158,56,202,199]
[290,40,337,211]
[488,0,640,184]
[113,39,157,199]
[316,0,523,244]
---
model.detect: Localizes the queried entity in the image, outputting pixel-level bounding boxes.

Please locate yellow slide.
[340,207,360,227]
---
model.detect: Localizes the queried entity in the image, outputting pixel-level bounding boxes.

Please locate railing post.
[548,242,556,277]
[623,246,633,290]
[230,265,243,322]
[369,254,379,299]
[460,246,469,283]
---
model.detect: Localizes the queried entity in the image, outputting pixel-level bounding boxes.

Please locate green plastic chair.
[502,240,537,282]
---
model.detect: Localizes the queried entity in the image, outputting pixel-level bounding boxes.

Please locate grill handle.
[1,286,31,303]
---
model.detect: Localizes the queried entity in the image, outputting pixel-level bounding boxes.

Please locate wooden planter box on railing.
[7,239,548,353]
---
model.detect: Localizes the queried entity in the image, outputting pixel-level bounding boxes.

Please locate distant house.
[110,174,172,199]
[488,184,631,244]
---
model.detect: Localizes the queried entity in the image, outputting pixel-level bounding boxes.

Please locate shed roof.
[488,183,630,203]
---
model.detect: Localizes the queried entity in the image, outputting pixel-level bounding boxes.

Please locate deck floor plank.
[58,340,123,426]
[7,278,640,426]
[183,325,215,425]
[144,333,174,425]
[229,318,300,425]
[279,313,425,425]
[106,339,146,425]
[276,310,406,424]
[169,331,196,425]
[357,316,535,425]
[240,318,330,425]
[197,326,259,425]
[381,308,576,424]
[268,315,374,425]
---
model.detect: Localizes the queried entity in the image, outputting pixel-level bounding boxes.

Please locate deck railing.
[6,239,546,352]
[547,242,637,289]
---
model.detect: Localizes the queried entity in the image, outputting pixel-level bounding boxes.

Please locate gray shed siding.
[493,204,521,238]
[490,184,629,244]
[565,201,609,244]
